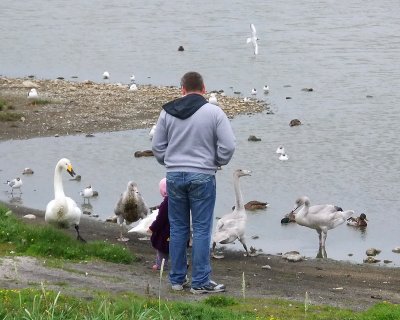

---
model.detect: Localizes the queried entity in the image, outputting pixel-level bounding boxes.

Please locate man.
[152,71,236,294]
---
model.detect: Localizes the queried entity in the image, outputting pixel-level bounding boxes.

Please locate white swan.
[45,158,85,242]
[128,208,159,239]
[80,185,94,204]
[212,169,252,258]
[292,196,354,248]
[114,181,149,241]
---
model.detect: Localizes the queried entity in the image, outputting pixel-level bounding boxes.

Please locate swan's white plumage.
[212,169,252,258]
[292,196,354,248]
[128,208,159,236]
[45,158,84,241]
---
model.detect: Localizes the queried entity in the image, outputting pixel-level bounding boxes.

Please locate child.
[148,178,169,270]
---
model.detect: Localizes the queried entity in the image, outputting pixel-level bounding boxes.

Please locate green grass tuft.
[203,295,238,307]
[33,98,51,105]
[0,205,135,264]
[0,111,23,121]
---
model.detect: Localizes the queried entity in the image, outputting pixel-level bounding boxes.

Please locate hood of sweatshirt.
[162,93,207,120]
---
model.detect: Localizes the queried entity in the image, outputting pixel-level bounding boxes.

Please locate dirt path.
[2,202,400,311]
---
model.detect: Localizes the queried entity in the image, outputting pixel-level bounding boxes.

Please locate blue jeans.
[166,172,216,288]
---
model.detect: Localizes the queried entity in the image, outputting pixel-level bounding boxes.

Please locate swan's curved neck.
[298,202,309,218]
[234,175,245,212]
[54,164,65,199]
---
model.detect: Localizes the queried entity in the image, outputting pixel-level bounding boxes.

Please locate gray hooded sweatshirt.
[152,93,236,175]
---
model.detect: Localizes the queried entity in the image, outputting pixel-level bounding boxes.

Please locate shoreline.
[0,76,269,141]
[1,200,400,310]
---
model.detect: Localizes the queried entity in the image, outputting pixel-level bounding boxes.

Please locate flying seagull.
[246,23,259,55]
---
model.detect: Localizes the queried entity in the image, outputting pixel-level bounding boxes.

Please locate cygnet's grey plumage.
[212,169,252,258]
[114,181,149,241]
[292,196,354,249]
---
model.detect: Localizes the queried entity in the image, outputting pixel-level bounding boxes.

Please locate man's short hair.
[180,72,204,92]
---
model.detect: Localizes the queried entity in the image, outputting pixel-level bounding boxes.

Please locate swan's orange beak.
[67,164,76,177]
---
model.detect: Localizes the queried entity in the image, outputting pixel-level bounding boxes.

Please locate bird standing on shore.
[80,185,94,204]
[114,181,149,241]
[27,88,38,105]
[246,23,259,55]
[212,169,252,258]
[7,177,23,195]
[209,93,218,105]
[45,158,85,242]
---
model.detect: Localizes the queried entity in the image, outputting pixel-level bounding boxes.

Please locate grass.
[0,206,135,264]
[0,97,24,121]
[1,206,400,319]
[0,287,399,319]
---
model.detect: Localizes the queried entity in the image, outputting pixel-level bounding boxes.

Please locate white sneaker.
[171,276,189,291]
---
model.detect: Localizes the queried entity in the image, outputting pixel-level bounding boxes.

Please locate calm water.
[1,0,400,265]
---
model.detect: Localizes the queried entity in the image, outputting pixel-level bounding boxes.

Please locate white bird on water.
[7,177,23,195]
[246,23,259,55]
[130,74,135,83]
[291,196,354,248]
[263,85,269,93]
[251,88,257,95]
[276,146,285,154]
[102,71,110,80]
[279,153,289,161]
[45,158,85,242]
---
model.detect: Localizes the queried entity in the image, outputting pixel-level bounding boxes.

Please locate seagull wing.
[250,23,257,37]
